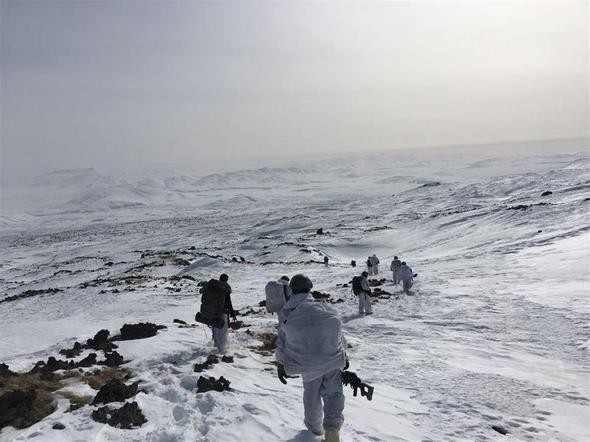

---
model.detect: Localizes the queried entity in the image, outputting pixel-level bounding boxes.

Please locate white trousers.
[303,369,345,433]
[212,314,229,353]
[358,293,372,314]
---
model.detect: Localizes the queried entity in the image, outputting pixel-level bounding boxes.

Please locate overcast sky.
[1,0,588,179]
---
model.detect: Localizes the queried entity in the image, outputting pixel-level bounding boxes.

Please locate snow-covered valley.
[1,147,589,441]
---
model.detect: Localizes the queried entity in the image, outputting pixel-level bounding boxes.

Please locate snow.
[1,144,589,441]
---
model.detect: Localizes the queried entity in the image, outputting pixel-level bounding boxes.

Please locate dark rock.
[373,287,393,296]
[0,363,16,377]
[104,262,114,267]
[229,320,246,330]
[316,228,324,235]
[420,181,440,187]
[91,401,147,429]
[258,300,266,307]
[172,258,191,267]
[78,353,98,367]
[193,355,219,373]
[0,389,37,429]
[221,355,234,363]
[59,342,83,359]
[311,291,331,300]
[0,288,63,304]
[173,319,187,325]
[369,278,386,287]
[323,257,329,264]
[119,323,166,341]
[492,425,508,435]
[351,260,356,267]
[181,275,195,281]
[101,352,124,367]
[541,191,552,196]
[86,330,113,351]
[30,357,76,374]
[92,379,139,405]
[52,422,66,430]
[189,246,196,250]
[196,376,231,393]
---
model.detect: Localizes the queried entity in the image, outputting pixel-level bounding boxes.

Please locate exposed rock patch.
[91,401,146,429]
[193,355,219,373]
[119,323,166,341]
[196,376,231,393]
[92,379,139,405]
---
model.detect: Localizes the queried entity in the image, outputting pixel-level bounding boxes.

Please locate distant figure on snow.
[276,274,347,442]
[398,262,414,294]
[369,254,380,275]
[366,257,372,274]
[352,271,373,315]
[324,256,329,266]
[208,273,236,354]
[390,256,402,284]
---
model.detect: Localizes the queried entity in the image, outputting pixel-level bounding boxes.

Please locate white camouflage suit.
[276,292,347,434]
[358,276,373,315]
[369,254,380,275]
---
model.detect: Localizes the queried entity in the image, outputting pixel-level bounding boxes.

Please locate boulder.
[491,425,508,435]
[193,355,219,373]
[119,323,166,341]
[196,376,231,393]
[0,363,16,377]
[91,401,146,429]
[101,352,124,367]
[59,342,83,359]
[77,353,98,367]
[92,379,139,405]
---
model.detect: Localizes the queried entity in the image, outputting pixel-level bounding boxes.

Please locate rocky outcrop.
[91,401,146,429]
[196,376,231,393]
[92,379,139,405]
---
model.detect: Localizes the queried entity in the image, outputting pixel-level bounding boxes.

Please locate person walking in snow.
[211,273,236,354]
[366,256,373,275]
[276,274,347,442]
[358,271,373,315]
[390,256,402,284]
[369,254,380,275]
[398,262,414,294]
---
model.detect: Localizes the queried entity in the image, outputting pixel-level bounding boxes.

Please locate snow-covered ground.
[1,144,589,441]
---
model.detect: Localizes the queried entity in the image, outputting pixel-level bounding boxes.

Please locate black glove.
[277,363,288,384]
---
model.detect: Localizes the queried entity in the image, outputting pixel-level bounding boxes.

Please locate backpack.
[351,276,363,296]
[196,279,226,326]
[265,281,287,313]
[283,302,346,376]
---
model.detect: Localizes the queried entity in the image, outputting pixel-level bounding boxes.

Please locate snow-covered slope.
[0,145,589,441]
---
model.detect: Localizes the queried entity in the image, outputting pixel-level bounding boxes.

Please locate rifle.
[341,370,374,401]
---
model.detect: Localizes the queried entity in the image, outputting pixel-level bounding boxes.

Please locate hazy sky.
[1,1,588,179]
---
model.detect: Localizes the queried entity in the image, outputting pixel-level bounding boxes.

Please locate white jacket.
[276,292,346,382]
[398,264,413,281]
